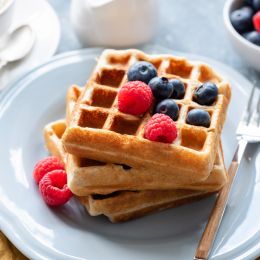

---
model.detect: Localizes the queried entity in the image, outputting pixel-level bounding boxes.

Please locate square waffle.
[62,49,231,183]
[77,190,213,223]
[44,119,227,195]
[44,120,217,223]
[44,85,227,195]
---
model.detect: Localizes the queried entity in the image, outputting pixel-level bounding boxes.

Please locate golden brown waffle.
[78,190,213,223]
[44,119,227,195]
[45,85,227,195]
[44,120,216,223]
[62,49,231,183]
[66,85,81,125]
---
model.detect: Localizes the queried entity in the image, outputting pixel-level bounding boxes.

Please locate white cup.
[0,0,15,43]
[70,0,159,47]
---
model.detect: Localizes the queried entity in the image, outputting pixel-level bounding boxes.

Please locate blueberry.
[148,77,173,100]
[186,109,211,127]
[193,82,218,106]
[169,79,185,99]
[244,0,254,6]
[155,99,179,120]
[127,61,157,84]
[243,31,260,45]
[253,0,260,10]
[230,6,254,33]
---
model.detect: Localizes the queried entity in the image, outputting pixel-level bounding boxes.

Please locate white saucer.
[0,0,60,89]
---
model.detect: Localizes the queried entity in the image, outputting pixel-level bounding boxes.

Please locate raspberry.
[144,113,178,143]
[39,170,72,206]
[33,156,64,184]
[253,11,260,32]
[118,81,153,115]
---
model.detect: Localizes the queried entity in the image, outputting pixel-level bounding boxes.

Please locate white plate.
[0,46,259,260]
[0,0,60,89]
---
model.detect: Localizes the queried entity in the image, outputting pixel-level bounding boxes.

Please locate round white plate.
[0,0,60,89]
[0,46,259,260]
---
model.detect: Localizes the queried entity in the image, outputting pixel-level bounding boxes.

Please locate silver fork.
[194,85,260,260]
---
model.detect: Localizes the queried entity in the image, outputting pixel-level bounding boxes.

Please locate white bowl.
[223,0,260,71]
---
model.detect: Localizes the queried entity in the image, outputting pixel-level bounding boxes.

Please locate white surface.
[0,0,10,11]
[0,0,60,89]
[0,46,259,260]
[70,0,158,47]
[0,25,35,63]
[0,0,15,37]
[223,0,260,71]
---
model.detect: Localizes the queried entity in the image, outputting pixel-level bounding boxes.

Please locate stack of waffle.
[44,49,231,223]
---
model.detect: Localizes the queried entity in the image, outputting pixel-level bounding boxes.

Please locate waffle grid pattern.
[45,118,226,195]
[44,85,227,196]
[74,51,227,148]
[63,49,231,180]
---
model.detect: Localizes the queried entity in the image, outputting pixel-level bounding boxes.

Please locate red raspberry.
[253,12,260,32]
[118,81,153,115]
[39,170,72,206]
[144,113,178,143]
[33,156,64,184]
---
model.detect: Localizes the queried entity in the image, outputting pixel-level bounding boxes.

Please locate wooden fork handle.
[194,139,248,260]
[194,161,238,260]
[194,161,239,259]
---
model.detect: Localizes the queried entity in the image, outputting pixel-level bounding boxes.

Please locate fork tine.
[247,84,256,112]
[248,91,260,127]
[257,92,260,113]
[256,92,260,126]
[242,84,256,124]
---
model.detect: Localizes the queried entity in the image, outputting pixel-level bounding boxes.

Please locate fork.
[194,84,260,260]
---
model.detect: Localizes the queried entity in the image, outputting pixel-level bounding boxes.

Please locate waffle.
[46,85,227,194]
[44,121,215,223]
[44,119,227,195]
[78,190,213,223]
[62,49,231,183]
[66,84,81,125]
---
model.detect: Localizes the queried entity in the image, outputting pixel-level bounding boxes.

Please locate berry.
[127,61,157,84]
[253,0,260,10]
[186,109,211,127]
[148,77,173,100]
[230,6,254,33]
[39,170,72,206]
[169,79,185,99]
[33,156,64,184]
[253,11,260,32]
[243,31,260,45]
[144,113,178,143]
[244,0,254,6]
[155,99,179,121]
[118,81,153,115]
[193,82,218,106]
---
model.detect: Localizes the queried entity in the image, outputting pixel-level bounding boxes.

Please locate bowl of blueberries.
[223,0,260,70]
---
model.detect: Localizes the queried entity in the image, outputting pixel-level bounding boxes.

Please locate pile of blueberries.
[127,61,218,127]
[230,0,260,46]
